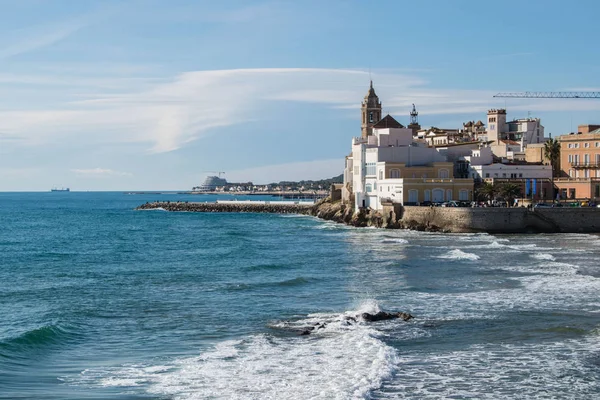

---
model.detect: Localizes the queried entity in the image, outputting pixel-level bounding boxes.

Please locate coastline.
[138,198,600,234]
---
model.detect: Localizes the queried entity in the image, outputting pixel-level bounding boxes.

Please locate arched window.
[459,189,469,201]
[432,189,444,202]
[446,189,452,201]
[438,169,449,179]
[390,169,400,179]
[408,190,418,203]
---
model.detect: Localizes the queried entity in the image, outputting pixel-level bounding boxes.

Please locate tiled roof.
[373,114,404,129]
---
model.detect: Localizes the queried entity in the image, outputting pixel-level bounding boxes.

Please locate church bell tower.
[361,81,382,139]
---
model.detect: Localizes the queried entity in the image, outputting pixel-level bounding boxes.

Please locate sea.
[1,191,600,399]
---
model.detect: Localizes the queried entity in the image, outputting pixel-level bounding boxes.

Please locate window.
[390,169,400,179]
[596,142,600,147]
[366,163,376,176]
[369,112,373,123]
[490,124,496,131]
[585,154,590,164]
[568,143,573,149]
[502,173,507,178]
[438,169,449,179]
[366,184,372,193]
[374,182,377,190]
[459,189,469,201]
[569,169,574,177]
[585,143,590,148]
[379,170,383,180]
[585,169,590,178]
[575,143,580,148]
[569,188,576,199]
[494,173,498,177]
[485,173,490,178]
[446,189,452,201]
[519,173,523,178]
[568,154,573,163]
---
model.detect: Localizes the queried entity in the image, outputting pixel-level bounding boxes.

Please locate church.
[342,82,474,210]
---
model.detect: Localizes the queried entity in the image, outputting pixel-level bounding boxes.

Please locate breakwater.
[136,201,313,214]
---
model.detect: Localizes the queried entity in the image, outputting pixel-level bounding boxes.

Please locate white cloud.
[0,21,85,59]
[71,168,132,177]
[227,159,343,184]
[3,67,600,156]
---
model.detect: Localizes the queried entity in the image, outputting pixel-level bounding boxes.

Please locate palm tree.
[543,138,561,176]
[500,183,522,207]
[476,182,497,203]
[543,138,561,200]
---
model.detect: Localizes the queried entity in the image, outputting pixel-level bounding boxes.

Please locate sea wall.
[137,201,313,214]
[398,207,600,233]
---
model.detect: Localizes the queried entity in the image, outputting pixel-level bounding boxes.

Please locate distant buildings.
[343,83,473,210]
[555,125,600,200]
[341,82,571,210]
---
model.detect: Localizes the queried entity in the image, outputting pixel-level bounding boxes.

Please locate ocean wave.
[0,324,80,356]
[70,300,404,399]
[243,263,289,272]
[381,238,409,244]
[531,253,556,261]
[225,276,317,291]
[437,249,480,261]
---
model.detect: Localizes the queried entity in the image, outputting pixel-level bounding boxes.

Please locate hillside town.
[340,81,599,211]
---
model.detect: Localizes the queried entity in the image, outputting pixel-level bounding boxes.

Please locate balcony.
[571,161,600,169]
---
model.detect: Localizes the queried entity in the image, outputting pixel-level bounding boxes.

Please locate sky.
[0,0,599,191]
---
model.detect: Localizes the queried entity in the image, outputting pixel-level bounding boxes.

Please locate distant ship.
[51,187,70,192]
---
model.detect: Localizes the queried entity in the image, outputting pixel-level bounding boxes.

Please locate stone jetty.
[136,201,313,214]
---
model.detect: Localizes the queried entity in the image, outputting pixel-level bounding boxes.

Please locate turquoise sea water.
[1,192,600,399]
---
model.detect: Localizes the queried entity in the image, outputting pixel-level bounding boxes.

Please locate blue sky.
[0,0,599,190]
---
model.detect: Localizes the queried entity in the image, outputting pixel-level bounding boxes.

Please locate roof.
[372,114,404,129]
[590,128,600,134]
[475,120,484,126]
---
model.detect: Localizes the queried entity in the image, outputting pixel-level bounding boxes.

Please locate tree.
[543,138,561,200]
[500,183,522,207]
[476,182,497,203]
[543,138,561,175]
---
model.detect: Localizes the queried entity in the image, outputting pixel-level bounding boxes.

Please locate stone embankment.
[137,201,313,214]
[307,198,600,233]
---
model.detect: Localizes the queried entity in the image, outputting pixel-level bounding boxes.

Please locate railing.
[570,161,600,168]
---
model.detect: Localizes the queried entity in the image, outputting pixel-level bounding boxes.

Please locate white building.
[465,145,552,181]
[345,124,473,210]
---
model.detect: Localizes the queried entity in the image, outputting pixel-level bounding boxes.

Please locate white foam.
[531,253,556,261]
[381,239,409,244]
[437,249,480,261]
[72,301,401,399]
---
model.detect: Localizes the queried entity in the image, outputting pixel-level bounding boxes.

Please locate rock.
[361,311,414,322]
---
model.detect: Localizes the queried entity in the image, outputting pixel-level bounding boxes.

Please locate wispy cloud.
[0,20,85,59]
[227,158,343,184]
[3,68,600,155]
[71,168,132,177]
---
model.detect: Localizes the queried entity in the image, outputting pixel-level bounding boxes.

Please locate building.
[344,98,474,210]
[361,81,382,139]
[555,126,600,200]
[487,109,546,160]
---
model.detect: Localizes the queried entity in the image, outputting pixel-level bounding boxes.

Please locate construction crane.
[494,92,600,99]
[203,171,226,178]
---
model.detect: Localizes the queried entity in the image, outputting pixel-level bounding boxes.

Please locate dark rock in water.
[299,311,413,335]
[361,311,414,322]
